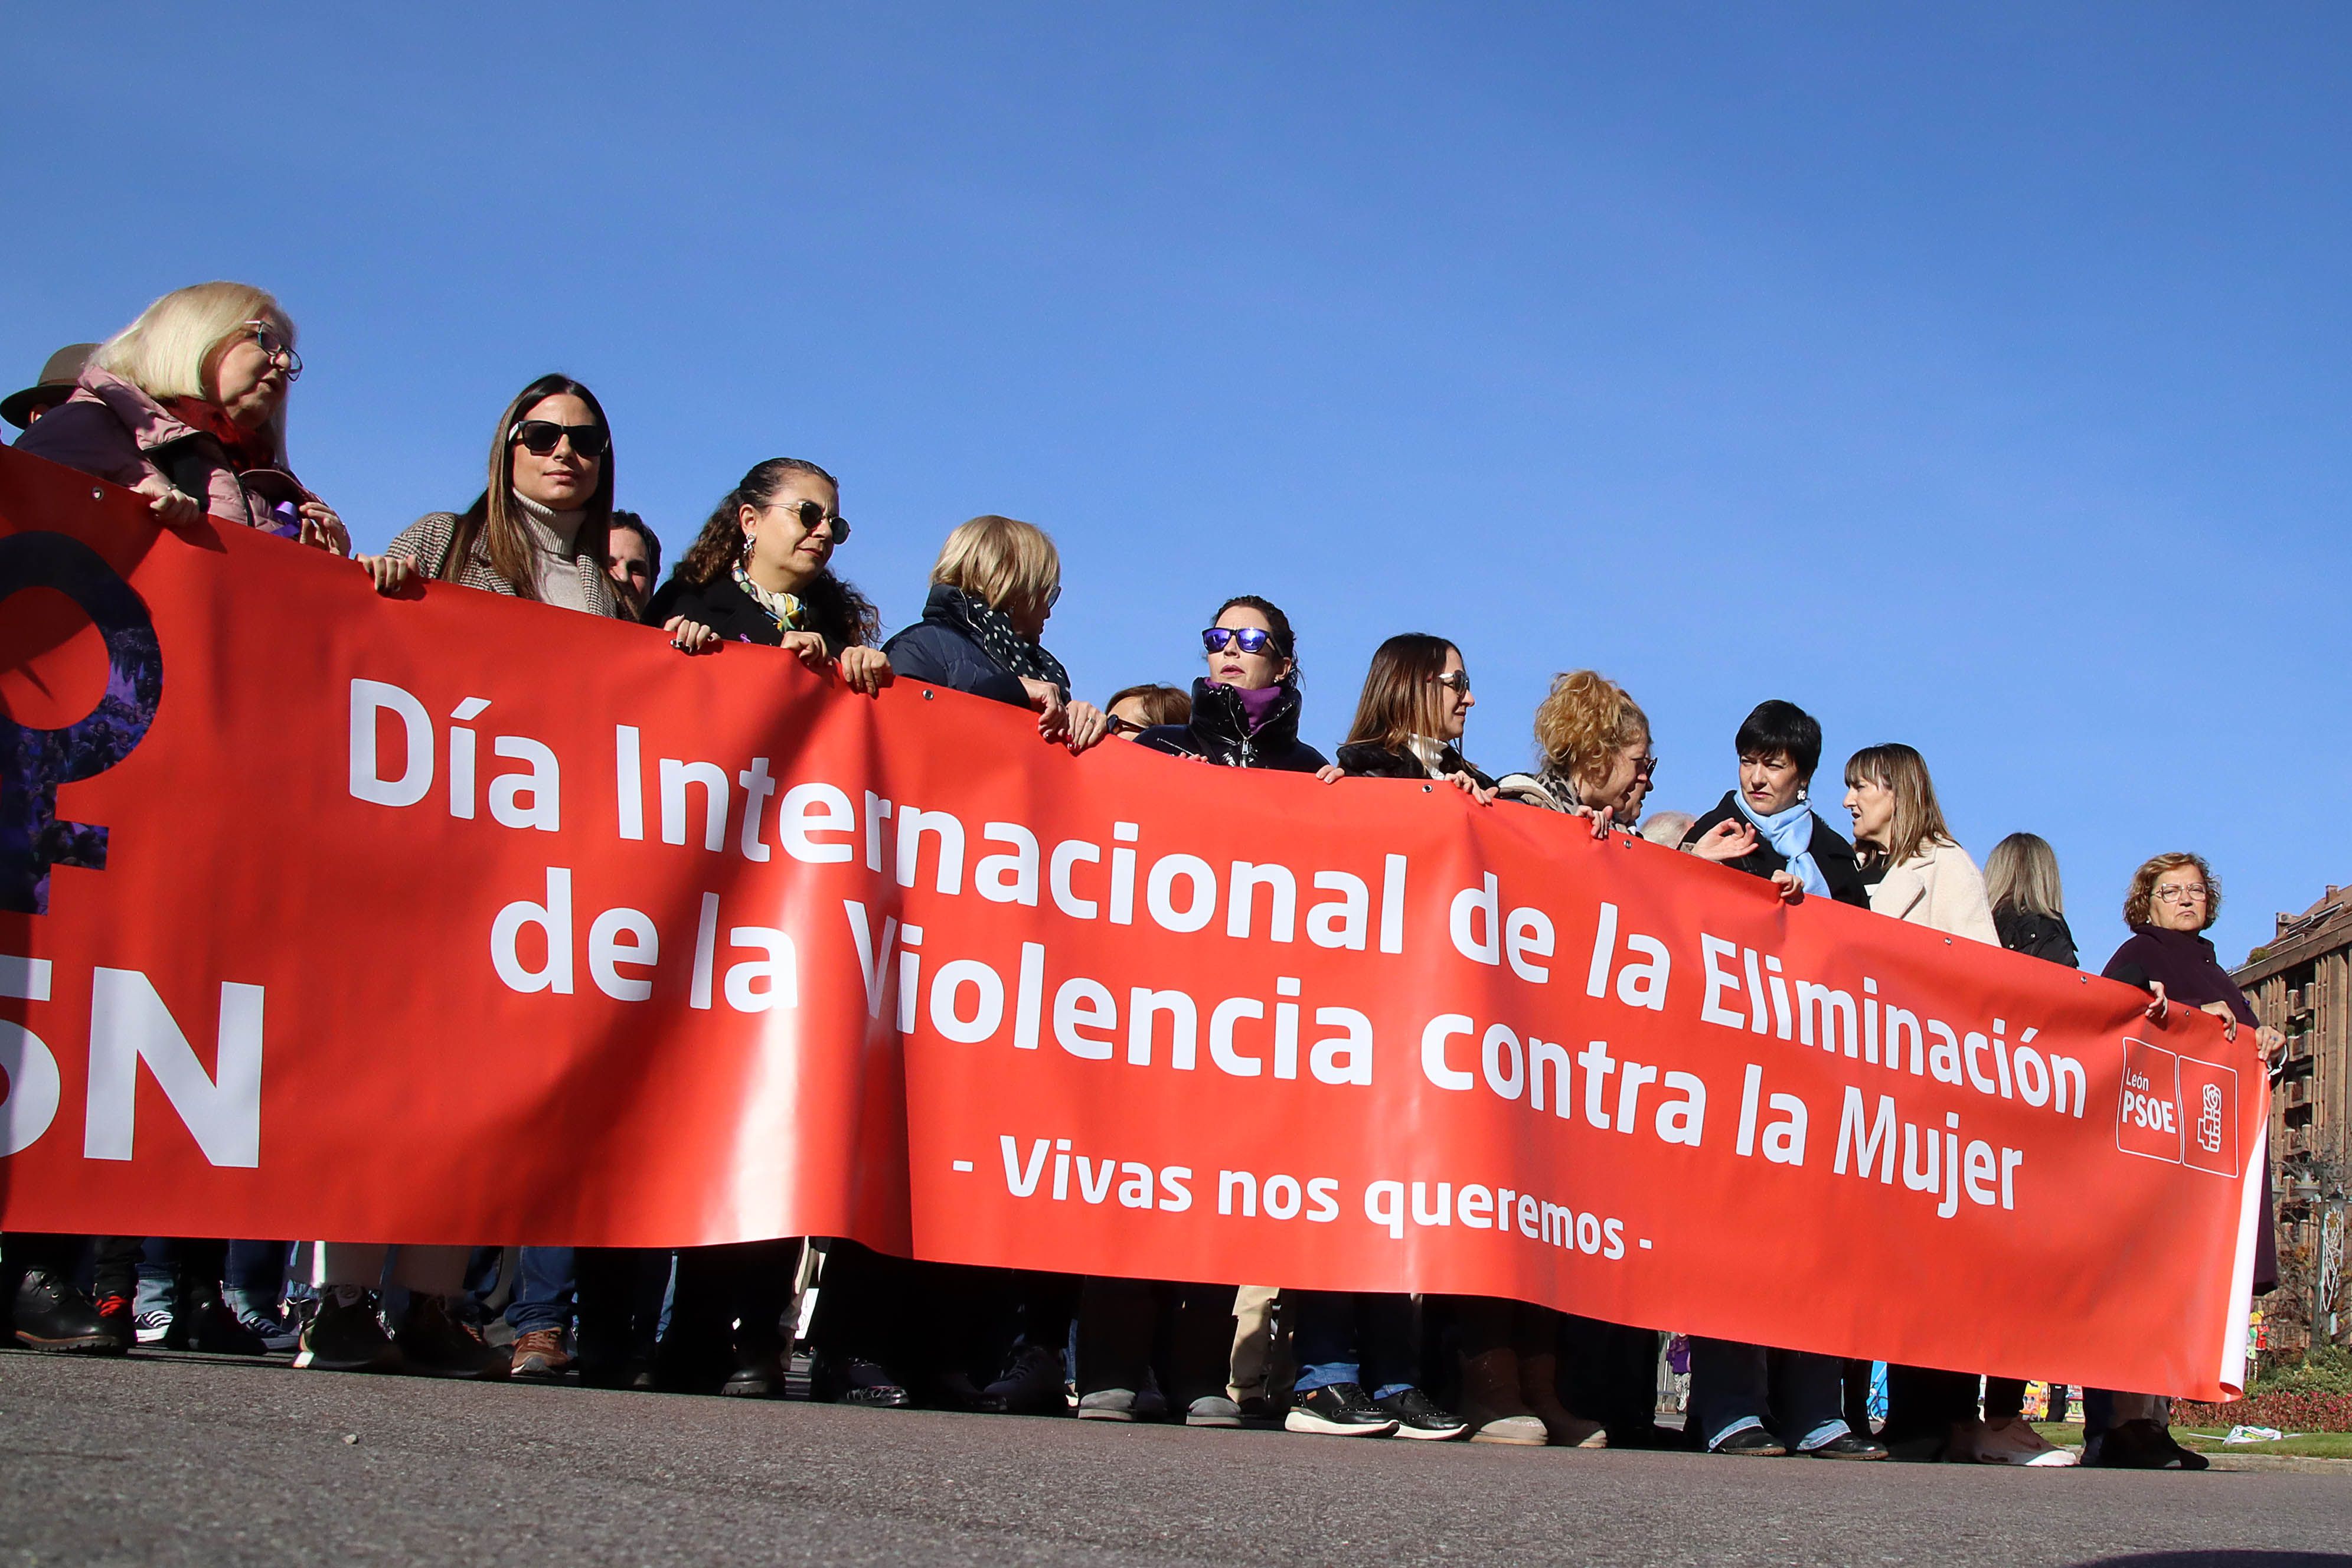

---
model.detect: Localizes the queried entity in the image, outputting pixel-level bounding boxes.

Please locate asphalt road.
[1,1351,2345,1568]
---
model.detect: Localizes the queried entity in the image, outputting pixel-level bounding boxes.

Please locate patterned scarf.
[733,561,806,633]
[936,586,1069,691]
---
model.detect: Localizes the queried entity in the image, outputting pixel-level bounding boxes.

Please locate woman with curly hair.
[1494,670,1658,833]
[648,458,890,694]
[2090,852,2286,1469]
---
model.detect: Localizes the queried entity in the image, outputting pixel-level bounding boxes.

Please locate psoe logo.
[2116,1036,2182,1165]
[2177,1053,2240,1178]
[0,531,162,914]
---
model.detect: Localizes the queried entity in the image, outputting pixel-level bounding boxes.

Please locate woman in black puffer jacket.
[1135,596,1334,775]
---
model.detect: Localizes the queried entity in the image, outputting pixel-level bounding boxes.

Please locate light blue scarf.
[1734,794,1830,898]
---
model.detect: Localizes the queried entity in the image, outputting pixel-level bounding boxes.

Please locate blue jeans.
[505,1247,577,1337]
[1287,1289,1417,1400]
[1688,1337,1848,1451]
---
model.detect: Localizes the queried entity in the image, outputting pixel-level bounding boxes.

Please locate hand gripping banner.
[0,446,2268,1400]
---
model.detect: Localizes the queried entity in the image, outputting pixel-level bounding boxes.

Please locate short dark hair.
[1105,684,1191,727]
[1734,700,1822,782]
[1214,594,1298,675]
[609,510,661,578]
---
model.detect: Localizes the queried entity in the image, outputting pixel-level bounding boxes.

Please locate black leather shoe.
[1711,1426,1788,1456]
[721,1350,783,1398]
[2093,1419,2208,1470]
[1283,1383,1399,1436]
[12,1269,117,1354]
[1374,1386,1469,1440]
[1805,1433,1890,1460]
[166,1287,267,1355]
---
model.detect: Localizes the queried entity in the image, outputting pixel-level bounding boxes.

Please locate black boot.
[166,1280,266,1355]
[12,1269,120,1354]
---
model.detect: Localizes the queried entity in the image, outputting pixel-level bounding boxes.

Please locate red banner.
[0,446,2266,1399]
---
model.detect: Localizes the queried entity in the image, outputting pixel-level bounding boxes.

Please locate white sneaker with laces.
[133,1309,172,1345]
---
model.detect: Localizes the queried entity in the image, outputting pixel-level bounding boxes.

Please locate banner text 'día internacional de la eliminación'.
[0,445,2268,1400]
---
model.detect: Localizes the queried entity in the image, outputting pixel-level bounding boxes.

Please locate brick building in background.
[2234,884,2351,1351]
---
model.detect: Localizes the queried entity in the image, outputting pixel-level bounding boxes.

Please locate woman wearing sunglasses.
[376,374,628,614]
[1334,634,1497,798]
[1133,596,1338,777]
[647,458,889,695]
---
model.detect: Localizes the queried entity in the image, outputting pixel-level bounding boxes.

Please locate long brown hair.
[1345,633,1456,752]
[1843,742,1958,868]
[669,458,880,647]
[439,374,615,599]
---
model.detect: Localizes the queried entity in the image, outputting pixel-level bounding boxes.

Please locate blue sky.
[7,4,2347,966]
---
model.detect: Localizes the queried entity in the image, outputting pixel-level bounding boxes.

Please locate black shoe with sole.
[295,1291,401,1374]
[1712,1426,1789,1456]
[2093,1419,2208,1471]
[817,1355,914,1409]
[1283,1383,1400,1437]
[166,1288,267,1356]
[1376,1386,1470,1440]
[1805,1433,1890,1460]
[11,1270,118,1354]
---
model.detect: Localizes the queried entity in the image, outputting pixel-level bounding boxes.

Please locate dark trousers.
[1688,1338,1846,1451]
[809,1242,1073,1394]
[1559,1314,1664,1439]
[660,1240,796,1384]
[1883,1367,2029,1437]
[1075,1277,1233,1406]
[1288,1289,1417,1396]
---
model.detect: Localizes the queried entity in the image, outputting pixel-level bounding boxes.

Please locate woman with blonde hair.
[19,280,354,553]
[1985,832,2077,968]
[2090,852,2286,1469]
[1843,746,2072,1464]
[1495,670,1654,829]
[1841,744,1999,944]
[883,515,1108,752]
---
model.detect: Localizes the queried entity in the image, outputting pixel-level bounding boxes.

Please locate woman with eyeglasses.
[647,458,888,694]
[1333,634,1497,799]
[2087,852,2285,1470]
[19,281,357,557]
[9,282,371,1363]
[1494,670,1658,835]
[1134,596,1337,777]
[376,374,630,615]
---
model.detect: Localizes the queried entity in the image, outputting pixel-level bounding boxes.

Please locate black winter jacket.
[1680,789,1870,909]
[1334,739,1498,791]
[1993,908,2078,968]
[1137,680,1328,772]
[883,586,1046,710]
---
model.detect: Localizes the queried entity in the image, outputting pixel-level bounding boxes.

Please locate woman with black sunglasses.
[648,458,890,694]
[1133,596,1338,777]
[379,374,628,614]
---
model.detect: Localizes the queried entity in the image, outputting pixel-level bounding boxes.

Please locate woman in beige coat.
[1843,743,2075,1467]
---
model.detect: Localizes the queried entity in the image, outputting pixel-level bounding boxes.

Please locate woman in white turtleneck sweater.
[300,376,628,1385]
[383,373,627,617]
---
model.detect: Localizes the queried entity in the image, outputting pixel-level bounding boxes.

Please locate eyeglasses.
[1202,626,1274,655]
[1432,671,1472,695]
[1635,755,1658,778]
[243,321,302,381]
[2155,885,2210,904]
[761,498,851,541]
[509,420,610,459]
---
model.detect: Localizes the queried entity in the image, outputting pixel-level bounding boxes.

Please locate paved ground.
[1,1351,2346,1568]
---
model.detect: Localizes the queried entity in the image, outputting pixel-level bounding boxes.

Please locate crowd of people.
[0,282,2289,1474]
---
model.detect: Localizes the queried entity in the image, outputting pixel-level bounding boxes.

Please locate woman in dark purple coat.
[2094,851,2286,1469]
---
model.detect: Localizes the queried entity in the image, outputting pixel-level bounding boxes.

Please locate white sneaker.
[133,1309,172,1345]
[1954,1416,2080,1466]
